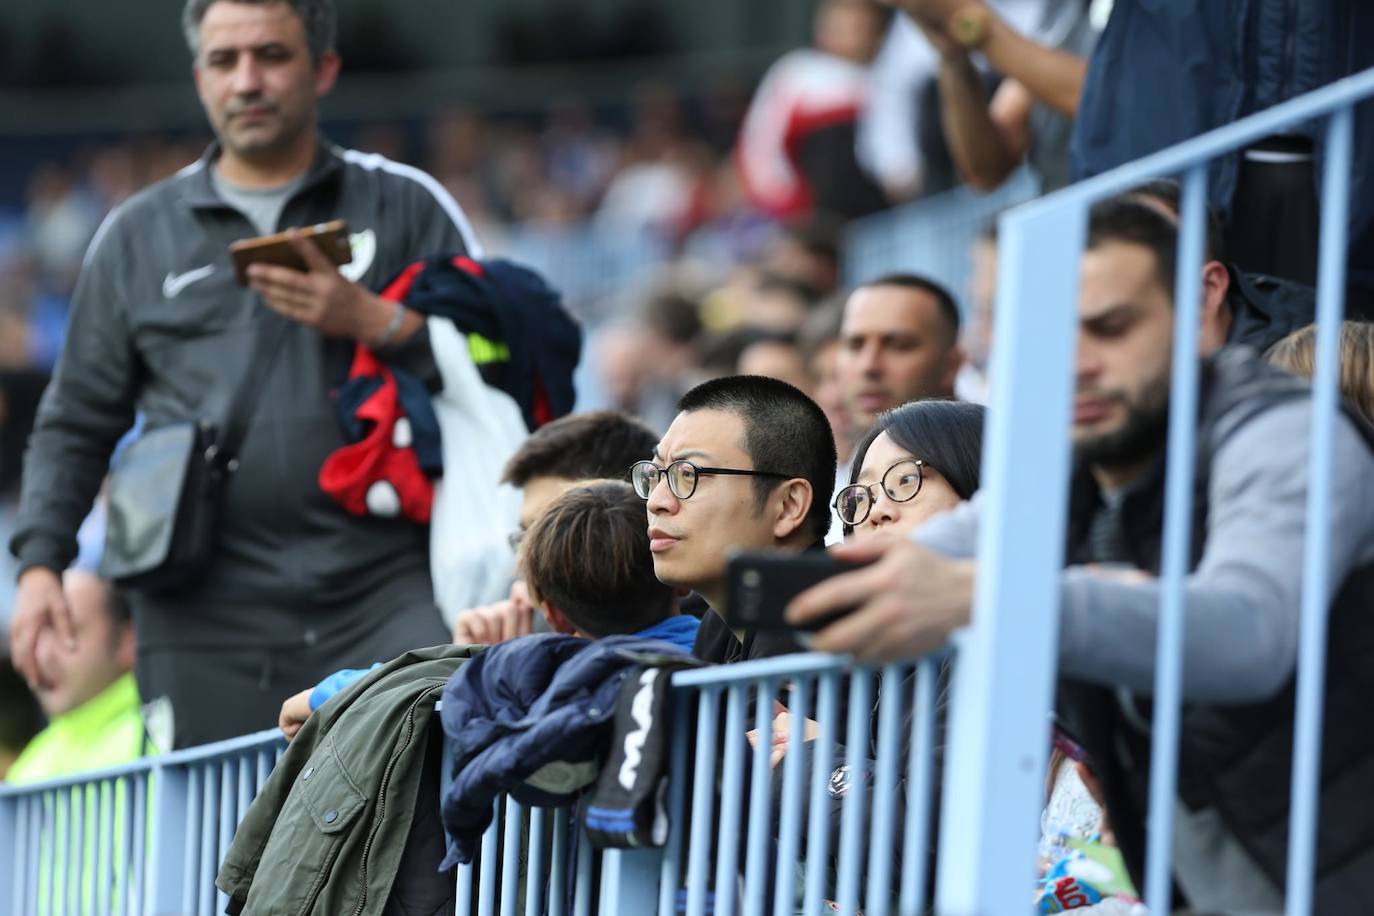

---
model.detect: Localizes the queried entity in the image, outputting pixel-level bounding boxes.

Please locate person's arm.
[9,211,141,683]
[974,10,1088,118]
[933,46,1032,191]
[892,0,1089,117]
[1059,402,1374,702]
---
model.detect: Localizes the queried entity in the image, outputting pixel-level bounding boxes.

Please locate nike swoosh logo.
[162,264,215,298]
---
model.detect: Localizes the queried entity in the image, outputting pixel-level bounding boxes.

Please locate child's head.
[520,480,676,638]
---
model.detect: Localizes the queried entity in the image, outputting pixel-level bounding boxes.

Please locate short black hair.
[521,481,676,636]
[854,272,962,346]
[183,0,337,64]
[1123,178,1227,263]
[1086,197,1181,297]
[846,399,986,536]
[502,411,659,487]
[677,375,837,541]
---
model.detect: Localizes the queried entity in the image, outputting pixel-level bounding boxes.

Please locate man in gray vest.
[790,196,1374,908]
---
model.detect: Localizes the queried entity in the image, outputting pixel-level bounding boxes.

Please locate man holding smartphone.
[9,0,480,748]
[788,196,1374,908]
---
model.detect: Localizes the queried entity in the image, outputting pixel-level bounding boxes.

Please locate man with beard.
[788,197,1374,908]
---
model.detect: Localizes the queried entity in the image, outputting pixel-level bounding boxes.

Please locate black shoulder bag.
[101,314,291,593]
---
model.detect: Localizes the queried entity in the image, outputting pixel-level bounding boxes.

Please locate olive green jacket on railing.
[217,644,480,916]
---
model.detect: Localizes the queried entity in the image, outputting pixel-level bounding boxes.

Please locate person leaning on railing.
[788,196,1374,910]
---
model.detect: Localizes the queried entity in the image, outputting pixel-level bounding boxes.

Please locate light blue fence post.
[1142,163,1209,911]
[146,762,191,913]
[935,197,1084,915]
[0,794,16,913]
[598,849,662,915]
[932,65,1374,914]
[1285,104,1354,916]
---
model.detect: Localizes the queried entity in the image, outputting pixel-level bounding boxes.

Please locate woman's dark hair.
[844,399,986,535]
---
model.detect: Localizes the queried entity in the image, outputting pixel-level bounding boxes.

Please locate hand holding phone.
[229,220,352,286]
[725,550,874,632]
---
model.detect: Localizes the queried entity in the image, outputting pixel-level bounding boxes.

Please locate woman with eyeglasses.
[834,399,985,539]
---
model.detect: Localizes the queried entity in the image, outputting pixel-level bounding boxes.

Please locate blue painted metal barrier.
[936,67,1374,915]
[6,71,1372,916]
[451,652,948,916]
[0,729,285,916]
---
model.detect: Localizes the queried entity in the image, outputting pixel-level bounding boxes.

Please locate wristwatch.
[948,4,993,49]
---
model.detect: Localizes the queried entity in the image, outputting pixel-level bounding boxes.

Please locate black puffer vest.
[1057,347,1374,911]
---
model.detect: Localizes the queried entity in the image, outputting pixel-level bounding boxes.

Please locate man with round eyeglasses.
[634,375,838,664]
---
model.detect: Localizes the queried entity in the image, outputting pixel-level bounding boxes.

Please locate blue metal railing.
[6,71,1372,916]
[0,729,285,916]
[449,652,948,916]
[843,168,1038,312]
[937,67,1374,916]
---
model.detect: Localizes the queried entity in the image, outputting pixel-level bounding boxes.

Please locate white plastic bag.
[428,316,527,626]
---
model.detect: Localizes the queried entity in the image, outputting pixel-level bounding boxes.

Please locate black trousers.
[1225,136,1374,320]
[132,565,450,749]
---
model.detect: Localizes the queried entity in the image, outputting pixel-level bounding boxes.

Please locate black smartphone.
[724,550,871,632]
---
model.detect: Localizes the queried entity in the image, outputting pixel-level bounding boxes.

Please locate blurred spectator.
[859,0,1067,197]
[9,0,480,748]
[598,287,707,432]
[542,97,619,212]
[736,330,813,394]
[955,220,998,402]
[835,273,964,459]
[1267,321,1374,426]
[741,273,816,333]
[22,163,100,292]
[889,0,1099,192]
[680,161,777,268]
[0,652,44,780]
[427,107,507,235]
[6,571,146,783]
[763,218,844,300]
[736,0,893,221]
[596,85,702,238]
[1071,0,1374,314]
[799,297,855,465]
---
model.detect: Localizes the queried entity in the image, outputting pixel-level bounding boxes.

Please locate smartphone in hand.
[724,550,872,633]
[229,219,352,285]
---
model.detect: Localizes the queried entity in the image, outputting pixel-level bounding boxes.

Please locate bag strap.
[211,311,293,467]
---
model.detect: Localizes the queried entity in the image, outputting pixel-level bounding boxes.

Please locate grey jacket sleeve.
[912,492,983,559]
[10,214,140,573]
[910,402,1374,704]
[373,169,485,389]
[1058,401,1374,702]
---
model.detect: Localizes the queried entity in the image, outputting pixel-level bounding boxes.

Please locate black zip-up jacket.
[10,140,477,604]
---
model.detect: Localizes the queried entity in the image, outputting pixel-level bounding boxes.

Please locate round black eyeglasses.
[832,459,925,526]
[630,459,795,501]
